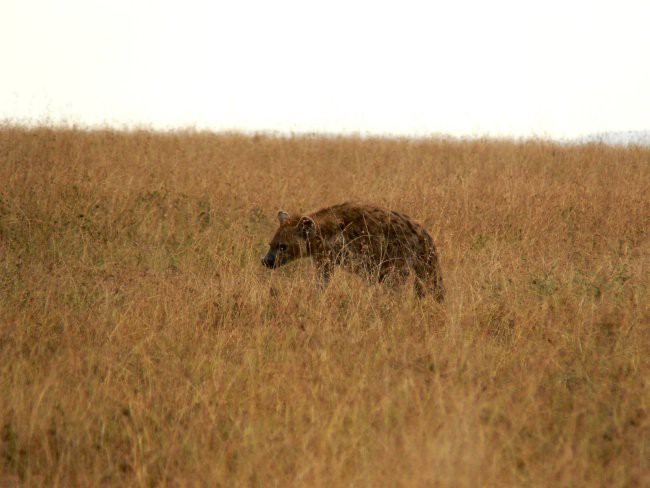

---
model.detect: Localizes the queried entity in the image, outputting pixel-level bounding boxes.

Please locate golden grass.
[0,126,648,486]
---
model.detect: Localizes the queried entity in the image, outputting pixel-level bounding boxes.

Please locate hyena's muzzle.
[262,246,294,269]
[261,250,280,269]
[262,250,284,269]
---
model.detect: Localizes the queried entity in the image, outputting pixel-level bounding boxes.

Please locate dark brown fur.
[262,203,445,301]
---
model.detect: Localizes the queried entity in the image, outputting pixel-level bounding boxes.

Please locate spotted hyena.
[261,202,445,301]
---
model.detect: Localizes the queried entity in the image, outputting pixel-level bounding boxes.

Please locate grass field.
[0,126,648,486]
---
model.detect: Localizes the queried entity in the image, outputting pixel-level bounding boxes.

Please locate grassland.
[0,126,648,486]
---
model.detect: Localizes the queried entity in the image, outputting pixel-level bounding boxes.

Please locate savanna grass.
[0,126,648,486]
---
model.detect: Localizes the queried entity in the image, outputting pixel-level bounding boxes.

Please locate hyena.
[261,202,445,301]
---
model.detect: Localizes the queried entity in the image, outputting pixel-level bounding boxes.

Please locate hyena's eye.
[278,244,287,252]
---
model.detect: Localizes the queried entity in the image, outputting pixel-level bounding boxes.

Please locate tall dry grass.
[0,126,648,486]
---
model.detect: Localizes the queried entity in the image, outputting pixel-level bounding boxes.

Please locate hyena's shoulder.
[310,203,384,233]
[311,203,430,242]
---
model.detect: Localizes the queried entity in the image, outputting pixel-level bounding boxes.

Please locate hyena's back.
[310,203,445,300]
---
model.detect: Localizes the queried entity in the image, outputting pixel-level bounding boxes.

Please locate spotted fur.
[262,203,445,301]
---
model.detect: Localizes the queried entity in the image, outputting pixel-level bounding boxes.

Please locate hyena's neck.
[305,217,341,257]
[306,235,327,257]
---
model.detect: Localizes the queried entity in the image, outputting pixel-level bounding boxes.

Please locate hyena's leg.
[413,262,445,302]
[315,260,333,289]
[378,262,409,290]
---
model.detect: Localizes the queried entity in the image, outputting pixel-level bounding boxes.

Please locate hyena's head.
[261,210,317,269]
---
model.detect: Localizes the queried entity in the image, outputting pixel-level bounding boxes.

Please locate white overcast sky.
[1,0,649,138]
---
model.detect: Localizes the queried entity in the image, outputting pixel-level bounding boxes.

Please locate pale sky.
[2,0,649,138]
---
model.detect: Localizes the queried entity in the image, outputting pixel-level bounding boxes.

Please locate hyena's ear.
[297,216,316,237]
[277,210,290,224]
